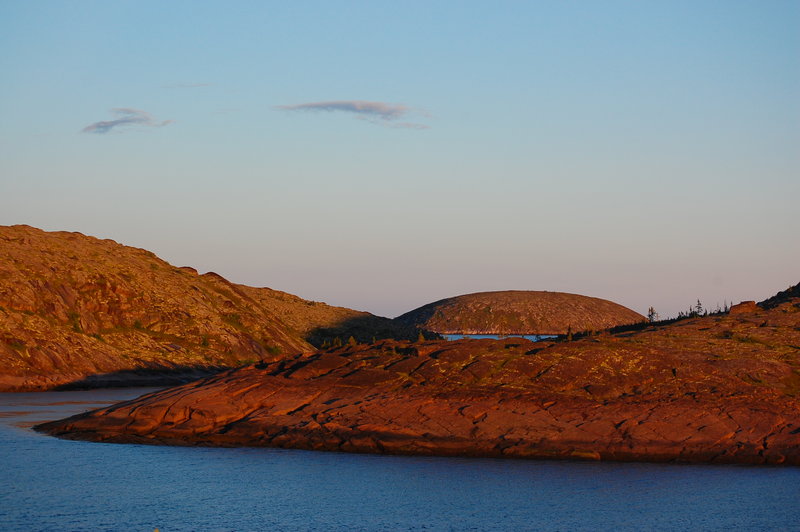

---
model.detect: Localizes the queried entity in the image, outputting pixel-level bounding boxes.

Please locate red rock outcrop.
[37,284,800,465]
[729,301,758,315]
[0,225,404,391]
[395,290,644,335]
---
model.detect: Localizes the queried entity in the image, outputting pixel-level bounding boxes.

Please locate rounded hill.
[394,290,644,335]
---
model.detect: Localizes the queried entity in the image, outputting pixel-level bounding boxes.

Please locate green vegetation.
[676,299,729,319]
[67,312,83,333]
[734,335,771,346]
[222,313,244,330]
[6,339,25,352]
[212,287,243,306]
[264,344,282,356]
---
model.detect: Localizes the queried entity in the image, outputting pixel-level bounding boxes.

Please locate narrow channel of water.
[442,334,556,341]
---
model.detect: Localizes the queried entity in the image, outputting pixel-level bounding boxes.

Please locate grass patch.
[67,312,83,333]
[6,339,26,352]
[263,344,282,356]
[733,334,770,346]
[222,313,245,330]
[212,287,243,306]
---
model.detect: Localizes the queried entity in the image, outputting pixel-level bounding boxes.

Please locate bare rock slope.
[38,283,800,465]
[0,225,398,391]
[395,290,644,335]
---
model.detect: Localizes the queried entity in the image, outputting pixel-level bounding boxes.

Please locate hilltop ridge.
[396,290,644,335]
[0,225,402,391]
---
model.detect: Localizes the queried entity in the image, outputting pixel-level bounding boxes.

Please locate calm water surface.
[442,334,556,342]
[1,389,798,531]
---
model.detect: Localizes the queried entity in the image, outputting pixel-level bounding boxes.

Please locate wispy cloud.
[162,82,212,89]
[81,108,173,134]
[276,100,429,129]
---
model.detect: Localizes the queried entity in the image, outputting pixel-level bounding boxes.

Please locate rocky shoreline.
[0,367,227,393]
[36,288,800,465]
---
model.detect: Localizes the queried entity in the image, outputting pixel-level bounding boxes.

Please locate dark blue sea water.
[1,389,799,531]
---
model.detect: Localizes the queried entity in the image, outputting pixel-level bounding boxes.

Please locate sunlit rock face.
[0,225,403,391]
[38,283,800,465]
[394,290,645,335]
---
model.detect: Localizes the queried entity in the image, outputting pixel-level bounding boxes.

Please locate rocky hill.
[759,282,800,309]
[395,290,644,335]
[38,283,800,465]
[237,285,413,347]
[0,225,403,391]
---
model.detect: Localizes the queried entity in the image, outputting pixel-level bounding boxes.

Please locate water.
[1,389,799,531]
[442,334,556,342]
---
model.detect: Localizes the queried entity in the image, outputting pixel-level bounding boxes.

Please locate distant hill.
[235,284,414,347]
[0,225,405,391]
[759,282,800,309]
[395,290,644,335]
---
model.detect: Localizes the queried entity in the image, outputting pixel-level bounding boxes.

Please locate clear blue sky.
[1,1,798,318]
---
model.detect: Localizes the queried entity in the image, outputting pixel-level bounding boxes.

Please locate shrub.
[265,344,282,356]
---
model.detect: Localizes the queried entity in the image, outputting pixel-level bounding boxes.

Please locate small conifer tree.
[694,299,704,316]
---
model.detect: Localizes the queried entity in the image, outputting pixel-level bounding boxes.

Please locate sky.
[1,1,798,319]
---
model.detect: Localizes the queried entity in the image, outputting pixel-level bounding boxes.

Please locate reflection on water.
[1,389,799,531]
[442,333,556,341]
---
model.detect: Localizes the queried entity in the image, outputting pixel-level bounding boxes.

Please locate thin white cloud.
[81,108,173,134]
[277,100,429,128]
